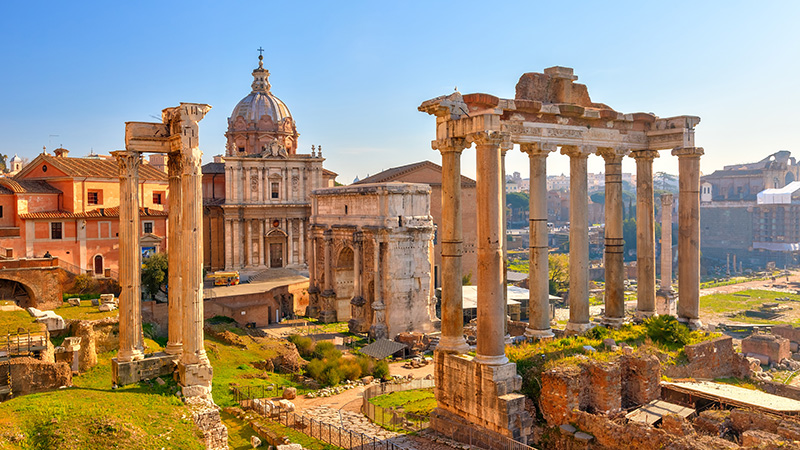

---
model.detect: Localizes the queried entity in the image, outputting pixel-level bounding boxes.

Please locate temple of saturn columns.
[111,103,215,399]
[419,66,702,445]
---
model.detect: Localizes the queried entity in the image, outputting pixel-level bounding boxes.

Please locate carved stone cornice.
[671,147,704,158]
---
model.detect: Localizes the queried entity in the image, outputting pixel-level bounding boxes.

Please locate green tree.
[141,252,168,300]
[548,253,569,295]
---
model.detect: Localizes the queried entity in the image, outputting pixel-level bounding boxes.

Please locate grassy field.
[699,289,800,324]
[54,301,119,321]
[368,388,436,416]
[0,309,43,335]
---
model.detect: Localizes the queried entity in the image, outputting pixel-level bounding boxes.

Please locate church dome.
[229,56,293,129]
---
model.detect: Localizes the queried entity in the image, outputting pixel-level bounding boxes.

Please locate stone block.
[67,297,81,307]
[621,353,661,408]
[91,298,100,306]
[26,307,45,318]
[100,294,115,304]
[278,399,295,411]
[559,424,576,435]
[250,435,261,448]
[586,360,621,413]
[747,353,770,366]
[573,431,594,443]
[541,365,584,424]
[35,311,65,331]
[661,413,695,437]
[741,429,790,447]
[112,353,178,386]
[741,334,791,365]
[730,408,780,433]
[693,410,731,436]
[98,303,116,312]
[282,387,296,399]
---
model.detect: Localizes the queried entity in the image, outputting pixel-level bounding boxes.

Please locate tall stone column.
[299,219,306,266]
[632,150,659,319]
[288,218,294,266]
[224,219,233,270]
[258,220,266,266]
[257,169,264,203]
[319,229,337,323]
[369,234,388,339]
[673,147,704,328]
[114,150,145,363]
[473,131,508,366]
[172,103,214,398]
[244,219,252,267]
[656,193,676,315]
[521,143,555,338]
[599,149,626,326]
[244,167,251,203]
[433,138,469,354]
[348,231,367,333]
[165,152,183,356]
[562,145,593,334]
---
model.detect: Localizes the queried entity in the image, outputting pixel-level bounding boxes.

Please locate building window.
[143,221,154,234]
[99,221,111,238]
[152,192,163,204]
[51,222,62,240]
[0,205,3,218]
[87,190,102,205]
[271,182,279,199]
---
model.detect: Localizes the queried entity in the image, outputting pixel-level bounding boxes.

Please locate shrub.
[288,335,314,358]
[586,326,609,340]
[73,273,98,295]
[312,341,340,360]
[373,360,390,380]
[644,315,690,348]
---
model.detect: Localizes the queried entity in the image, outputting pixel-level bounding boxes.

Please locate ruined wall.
[620,353,661,408]
[741,334,790,364]
[70,317,119,371]
[772,325,800,344]
[8,357,72,396]
[663,336,750,379]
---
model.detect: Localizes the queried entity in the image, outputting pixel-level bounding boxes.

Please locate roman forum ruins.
[111,103,215,399]
[420,66,702,443]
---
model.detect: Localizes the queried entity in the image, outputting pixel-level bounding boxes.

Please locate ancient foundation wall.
[663,336,750,379]
[70,317,119,372]
[8,357,72,396]
[431,351,532,443]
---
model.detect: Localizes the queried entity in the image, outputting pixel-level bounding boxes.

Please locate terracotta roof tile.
[19,207,168,220]
[202,162,225,174]
[0,178,62,194]
[355,160,476,187]
[24,155,167,181]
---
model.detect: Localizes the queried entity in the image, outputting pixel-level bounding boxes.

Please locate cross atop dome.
[251,48,271,93]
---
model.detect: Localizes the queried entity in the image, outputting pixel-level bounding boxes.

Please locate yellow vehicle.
[210,271,240,286]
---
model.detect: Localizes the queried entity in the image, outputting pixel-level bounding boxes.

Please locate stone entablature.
[308,183,436,339]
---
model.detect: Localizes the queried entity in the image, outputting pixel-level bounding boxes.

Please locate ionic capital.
[520,142,557,157]
[630,149,660,161]
[671,146,704,158]
[432,138,467,154]
[468,130,506,148]
[596,147,627,164]
[560,145,593,159]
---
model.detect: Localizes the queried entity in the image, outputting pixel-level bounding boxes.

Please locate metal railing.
[431,413,537,450]
[232,385,409,450]
[56,258,84,276]
[361,379,435,432]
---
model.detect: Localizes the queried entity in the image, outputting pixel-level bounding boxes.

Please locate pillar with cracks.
[433,138,470,354]
[114,150,145,363]
[522,142,555,338]
[673,147,704,329]
[165,152,183,356]
[632,149,659,319]
[473,131,508,365]
[562,145,593,334]
[173,103,214,398]
[656,193,676,315]
[598,148,626,326]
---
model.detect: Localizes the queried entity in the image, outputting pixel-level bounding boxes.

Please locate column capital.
[112,150,141,178]
[167,151,183,179]
[323,228,334,242]
[468,130,506,147]
[596,147,627,163]
[432,138,467,154]
[661,192,674,205]
[560,145,593,158]
[520,142,557,157]
[352,230,364,245]
[630,149,660,160]
[672,146,704,158]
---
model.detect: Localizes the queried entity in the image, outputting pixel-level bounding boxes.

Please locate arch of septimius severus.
[420,66,702,445]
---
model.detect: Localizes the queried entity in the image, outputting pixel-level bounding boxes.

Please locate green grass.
[0,309,42,335]
[0,340,204,450]
[368,388,436,416]
[700,289,800,317]
[221,411,261,450]
[54,301,119,321]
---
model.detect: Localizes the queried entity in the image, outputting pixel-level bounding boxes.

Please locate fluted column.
[660,193,674,292]
[288,218,294,266]
[231,220,240,269]
[562,145,593,334]
[175,103,213,398]
[258,220,266,266]
[224,219,233,270]
[433,138,469,354]
[598,148,626,326]
[257,169,264,203]
[473,131,508,366]
[632,150,659,319]
[114,150,144,363]
[165,152,183,355]
[348,231,367,333]
[319,229,337,323]
[369,233,388,339]
[673,147,704,329]
[244,219,252,267]
[521,143,555,338]
[299,219,306,266]
[244,167,251,203]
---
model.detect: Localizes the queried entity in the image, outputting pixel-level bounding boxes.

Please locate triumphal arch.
[419,66,702,445]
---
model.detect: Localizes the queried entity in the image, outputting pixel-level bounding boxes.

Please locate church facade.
[203,55,336,272]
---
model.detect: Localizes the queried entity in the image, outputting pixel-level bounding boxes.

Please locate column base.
[318,309,337,324]
[504,334,513,345]
[178,361,214,399]
[474,353,509,366]
[635,310,657,321]
[524,327,555,339]
[347,318,369,334]
[564,321,593,335]
[369,323,389,340]
[164,343,183,356]
[436,335,470,354]
[306,306,319,318]
[600,316,627,328]
[117,348,145,363]
[656,289,677,316]
[678,317,703,330]
[112,352,178,386]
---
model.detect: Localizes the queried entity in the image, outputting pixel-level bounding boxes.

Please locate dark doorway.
[94,255,103,275]
[270,243,283,268]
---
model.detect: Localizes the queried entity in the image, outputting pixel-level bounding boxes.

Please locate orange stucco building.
[0,149,169,276]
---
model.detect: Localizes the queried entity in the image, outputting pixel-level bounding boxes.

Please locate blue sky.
[1,1,798,184]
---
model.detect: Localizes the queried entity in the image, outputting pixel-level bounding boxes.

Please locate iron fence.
[232,385,409,450]
[360,379,435,432]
